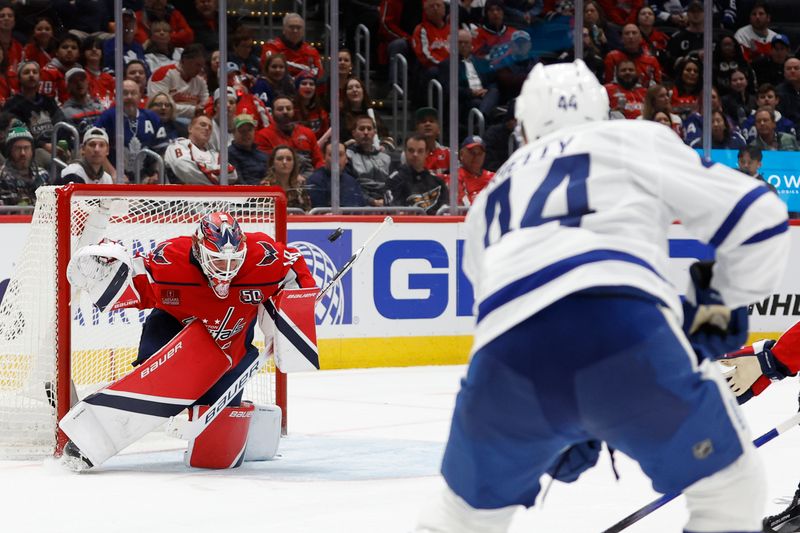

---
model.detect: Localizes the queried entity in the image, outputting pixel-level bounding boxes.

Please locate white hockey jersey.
[465,119,789,352]
[164,138,238,185]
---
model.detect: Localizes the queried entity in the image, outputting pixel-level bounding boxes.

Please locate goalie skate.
[61,440,94,473]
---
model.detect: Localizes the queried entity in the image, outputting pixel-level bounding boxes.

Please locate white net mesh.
[0,186,283,459]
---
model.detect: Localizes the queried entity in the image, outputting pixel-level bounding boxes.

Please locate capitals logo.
[288,229,353,325]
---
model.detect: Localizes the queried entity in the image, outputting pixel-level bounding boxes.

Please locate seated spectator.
[261,145,311,210]
[671,56,702,118]
[750,106,799,151]
[385,134,449,214]
[0,3,23,73]
[650,110,682,135]
[81,36,115,107]
[0,45,16,108]
[603,24,661,88]
[228,113,268,186]
[40,33,81,104]
[440,29,500,124]
[54,127,114,185]
[604,59,647,119]
[667,1,704,73]
[254,95,323,176]
[713,34,752,96]
[103,9,147,74]
[251,53,295,110]
[636,6,667,68]
[165,114,237,184]
[148,43,209,120]
[741,83,796,142]
[683,87,734,147]
[340,77,393,147]
[596,0,642,27]
[51,0,112,39]
[3,61,65,159]
[147,91,187,144]
[61,67,105,135]
[472,0,515,60]
[777,58,800,125]
[752,34,791,88]
[456,136,493,206]
[125,60,151,108]
[580,24,606,82]
[229,32,261,79]
[493,30,537,102]
[186,0,219,52]
[707,109,747,149]
[208,86,237,152]
[640,84,683,137]
[412,0,450,73]
[0,123,48,205]
[294,74,329,141]
[734,1,777,63]
[95,80,167,179]
[134,0,194,48]
[414,107,450,176]
[653,0,736,29]
[501,0,544,27]
[261,12,323,79]
[144,20,183,73]
[307,142,368,209]
[483,100,517,172]
[737,145,775,192]
[584,1,621,56]
[722,68,757,126]
[377,0,422,66]
[346,115,391,207]
[22,17,56,69]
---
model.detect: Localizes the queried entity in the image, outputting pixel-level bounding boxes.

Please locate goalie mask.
[192,212,247,298]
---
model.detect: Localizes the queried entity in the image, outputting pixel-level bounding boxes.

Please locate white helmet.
[515,59,609,142]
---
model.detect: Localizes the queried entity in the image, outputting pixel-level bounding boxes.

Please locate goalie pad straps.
[185,402,255,469]
[262,287,320,372]
[58,320,232,467]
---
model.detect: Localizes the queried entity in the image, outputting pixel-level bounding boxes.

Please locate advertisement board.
[0,217,797,369]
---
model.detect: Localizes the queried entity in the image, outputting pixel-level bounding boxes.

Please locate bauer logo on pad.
[288,229,353,326]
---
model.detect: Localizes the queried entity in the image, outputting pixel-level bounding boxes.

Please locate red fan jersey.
[126,232,315,366]
[605,83,647,119]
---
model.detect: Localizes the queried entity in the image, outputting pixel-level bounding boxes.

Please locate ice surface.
[2,365,799,533]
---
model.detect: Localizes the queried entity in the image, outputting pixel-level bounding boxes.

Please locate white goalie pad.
[243,404,282,461]
[67,241,139,312]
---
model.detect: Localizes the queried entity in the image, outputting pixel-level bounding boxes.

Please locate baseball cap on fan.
[83,127,109,146]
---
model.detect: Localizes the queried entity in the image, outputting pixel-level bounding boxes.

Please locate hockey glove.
[681,261,748,360]
[546,440,601,483]
[67,240,134,312]
[719,340,792,403]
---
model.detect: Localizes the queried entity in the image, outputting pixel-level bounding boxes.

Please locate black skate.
[764,488,800,532]
[61,441,94,472]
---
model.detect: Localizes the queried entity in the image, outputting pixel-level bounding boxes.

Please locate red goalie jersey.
[121,232,315,367]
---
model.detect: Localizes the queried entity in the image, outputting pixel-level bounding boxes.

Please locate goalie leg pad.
[185,401,255,469]
[243,403,282,461]
[59,320,232,467]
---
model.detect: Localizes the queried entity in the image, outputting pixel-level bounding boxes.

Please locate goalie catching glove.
[67,240,139,312]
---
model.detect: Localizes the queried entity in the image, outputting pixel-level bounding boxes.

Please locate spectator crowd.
[0,0,796,210]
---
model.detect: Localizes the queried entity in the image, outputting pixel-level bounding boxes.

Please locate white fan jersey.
[465,119,790,352]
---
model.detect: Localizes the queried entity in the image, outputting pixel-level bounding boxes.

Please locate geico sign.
[372,239,474,319]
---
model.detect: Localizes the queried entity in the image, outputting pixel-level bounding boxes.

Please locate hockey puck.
[327,227,344,242]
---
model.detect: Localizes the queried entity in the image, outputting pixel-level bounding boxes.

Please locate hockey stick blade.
[600,411,800,533]
[316,216,393,302]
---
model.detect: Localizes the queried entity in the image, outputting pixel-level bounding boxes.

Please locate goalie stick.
[316,216,394,302]
[600,410,800,533]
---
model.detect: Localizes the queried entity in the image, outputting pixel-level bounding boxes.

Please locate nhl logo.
[692,438,713,460]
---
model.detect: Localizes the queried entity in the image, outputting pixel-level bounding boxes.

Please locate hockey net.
[0,184,288,459]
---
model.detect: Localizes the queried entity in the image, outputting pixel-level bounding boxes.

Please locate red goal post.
[0,184,289,459]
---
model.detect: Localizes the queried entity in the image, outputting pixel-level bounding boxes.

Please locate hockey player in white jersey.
[416,59,790,533]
